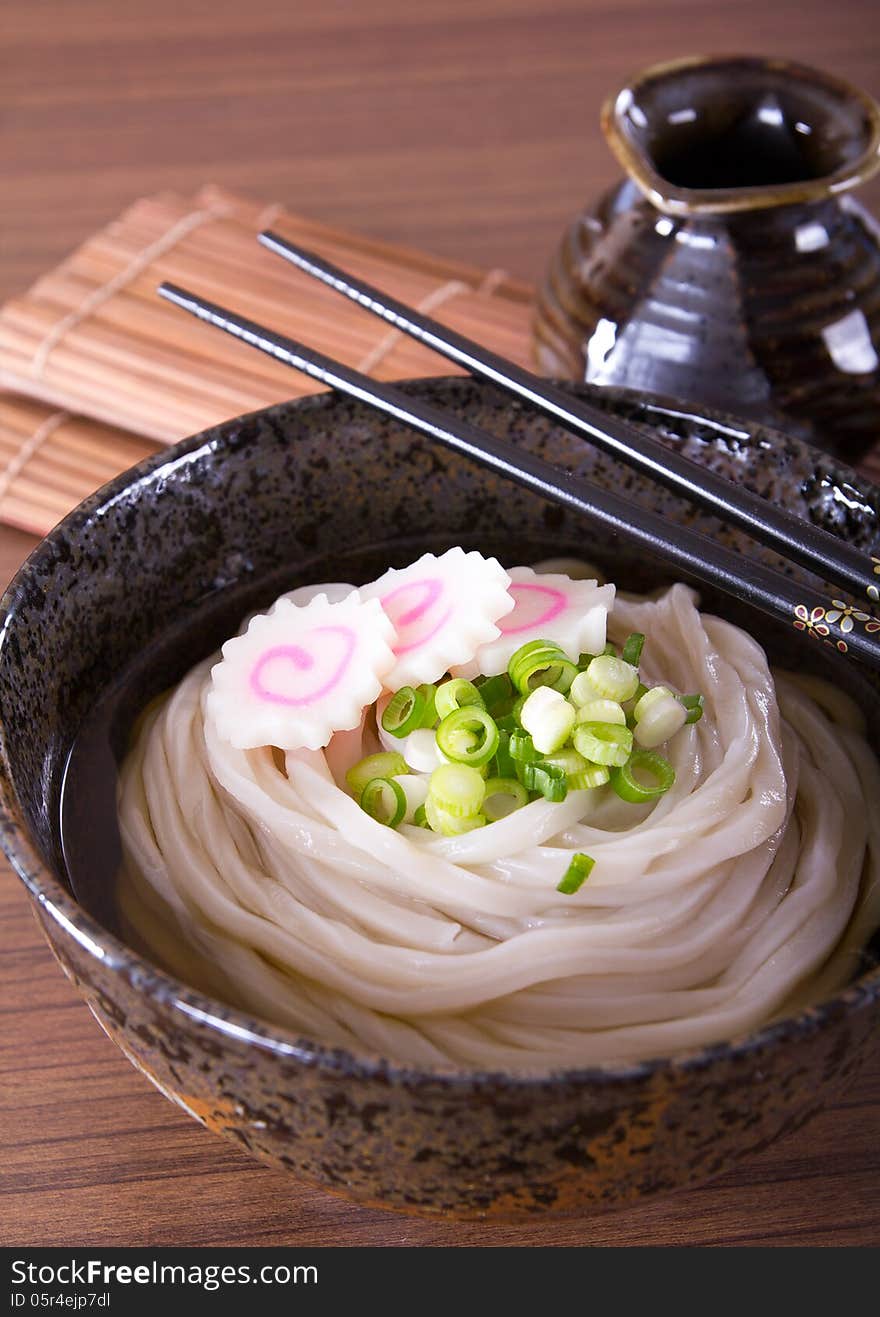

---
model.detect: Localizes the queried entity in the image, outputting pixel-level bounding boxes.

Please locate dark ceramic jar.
[534,55,880,462]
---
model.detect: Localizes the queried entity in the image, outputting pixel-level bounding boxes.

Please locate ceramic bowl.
[1,378,879,1219]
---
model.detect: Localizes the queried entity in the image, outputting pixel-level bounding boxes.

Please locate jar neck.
[602,55,880,218]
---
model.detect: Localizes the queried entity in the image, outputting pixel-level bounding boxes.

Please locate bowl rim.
[2,378,879,1091]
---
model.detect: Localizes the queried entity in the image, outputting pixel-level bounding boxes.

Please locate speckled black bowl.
[1,379,879,1219]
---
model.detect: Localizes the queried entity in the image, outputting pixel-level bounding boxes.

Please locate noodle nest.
[117,581,880,1071]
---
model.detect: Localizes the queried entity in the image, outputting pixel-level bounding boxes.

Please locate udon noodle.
[116,568,880,1071]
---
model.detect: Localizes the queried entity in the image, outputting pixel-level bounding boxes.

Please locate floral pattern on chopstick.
[869,556,880,605]
[793,604,831,640]
[824,600,872,633]
[794,595,880,656]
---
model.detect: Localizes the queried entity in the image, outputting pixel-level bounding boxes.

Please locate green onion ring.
[540,748,608,791]
[482,777,529,820]
[424,795,487,836]
[435,678,485,720]
[508,639,578,695]
[610,749,675,803]
[381,685,427,738]
[572,721,634,767]
[428,762,486,817]
[359,777,407,827]
[435,706,500,766]
[346,751,409,798]
[569,763,610,790]
[541,747,590,779]
[518,760,568,802]
[508,729,540,763]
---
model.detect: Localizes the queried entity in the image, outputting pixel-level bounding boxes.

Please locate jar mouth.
[602,54,880,216]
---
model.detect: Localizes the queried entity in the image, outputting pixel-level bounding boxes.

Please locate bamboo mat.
[0,183,877,539]
[0,185,534,536]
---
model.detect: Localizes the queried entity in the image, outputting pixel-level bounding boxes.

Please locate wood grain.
[1,0,879,1248]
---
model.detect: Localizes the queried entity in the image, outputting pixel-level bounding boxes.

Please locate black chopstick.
[258,229,880,613]
[156,280,880,674]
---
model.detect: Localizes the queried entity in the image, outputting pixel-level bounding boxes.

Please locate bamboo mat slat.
[0,185,535,537]
[0,396,158,535]
[0,183,877,541]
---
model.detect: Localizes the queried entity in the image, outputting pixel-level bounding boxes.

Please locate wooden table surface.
[2,0,879,1249]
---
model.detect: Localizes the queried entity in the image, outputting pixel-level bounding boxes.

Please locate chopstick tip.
[258,230,318,275]
[156,282,201,315]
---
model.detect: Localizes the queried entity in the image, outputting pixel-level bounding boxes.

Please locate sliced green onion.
[510,693,528,722]
[509,729,540,763]
[623,682,650,728]
[359,777,407,827]
[602,642,618,657]
[417,683,438,728]
[570,762,610,790]
[413,803,429,828]
[582,654,640,703]
[520,685,576,754]
[574,698,626,726]
[538,749,606,791]
[508,638,578,695]
[435,677,485,720]
[634,694,687,748]
[428,762,486,817]
[435,706,499,766]
[424,795,487,836]
[610,749,675,803]
[394,773,430,822]
[509,638,559,678]
[491,730,516,780]
[346,751,408,798]
[633,684,675,721]
[482,777,529,820]
[569,669,599,707]
[556,852,596,894]
[491,692,526,732]
[620,632,645,667]
[572,720,634,767]
[477,672,513,711]
[381,685,427,738]
[680,693,705,724]
[518,760,568,802]
[541,747,590,778]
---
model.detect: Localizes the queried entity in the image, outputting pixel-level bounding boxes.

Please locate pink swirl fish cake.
[359,548,514,688]
[207,591,397,751]
[452,566,616,678]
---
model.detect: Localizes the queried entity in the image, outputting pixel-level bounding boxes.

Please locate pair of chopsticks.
[158,237,880,674]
